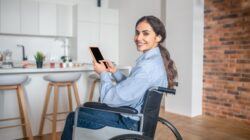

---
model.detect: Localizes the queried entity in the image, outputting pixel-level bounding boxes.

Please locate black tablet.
[89,47,108,68]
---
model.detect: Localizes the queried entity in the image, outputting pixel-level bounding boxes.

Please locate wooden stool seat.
[0,75,33,140]
[39,73,81,140]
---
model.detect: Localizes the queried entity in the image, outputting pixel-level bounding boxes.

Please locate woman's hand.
[93,60,107,74]
[101,60,117,74]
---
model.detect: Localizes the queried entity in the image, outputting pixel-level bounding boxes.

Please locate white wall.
[110,0,162,66]
[165,0,204,117]
[0,35,69,62]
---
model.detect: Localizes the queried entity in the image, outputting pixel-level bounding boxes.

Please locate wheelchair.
[72,86,182,140]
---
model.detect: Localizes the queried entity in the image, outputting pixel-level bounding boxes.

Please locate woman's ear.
[156,35,162,42]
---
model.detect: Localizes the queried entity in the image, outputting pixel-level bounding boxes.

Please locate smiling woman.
[60,15,177,140]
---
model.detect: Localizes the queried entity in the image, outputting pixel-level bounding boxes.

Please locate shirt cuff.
[100,72,112,82]
[112,70,122,79]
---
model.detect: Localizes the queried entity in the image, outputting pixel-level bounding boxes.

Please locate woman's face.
[134,21,161,53]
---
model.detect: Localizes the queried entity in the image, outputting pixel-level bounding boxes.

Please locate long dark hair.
[135,16,178,88]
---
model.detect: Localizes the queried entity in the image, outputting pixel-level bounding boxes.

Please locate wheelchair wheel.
[109,134,153,140]
[158,117,182,140]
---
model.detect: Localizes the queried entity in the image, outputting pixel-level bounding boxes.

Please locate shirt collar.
[136,47,161,62]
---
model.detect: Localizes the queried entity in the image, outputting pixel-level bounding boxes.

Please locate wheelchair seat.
[73,86,182,140]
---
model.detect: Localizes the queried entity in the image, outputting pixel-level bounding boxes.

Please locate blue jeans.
[61,108,139,140]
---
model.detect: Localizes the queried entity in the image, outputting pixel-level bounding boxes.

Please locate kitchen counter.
[0,65,131,74]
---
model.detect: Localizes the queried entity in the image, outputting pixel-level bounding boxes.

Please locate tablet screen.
[89,47,104,62]
[89,47,108,68]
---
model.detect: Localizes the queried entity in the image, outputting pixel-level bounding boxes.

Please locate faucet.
[17,44,27,61]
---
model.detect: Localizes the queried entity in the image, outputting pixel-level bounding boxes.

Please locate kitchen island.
[0,65,131,139]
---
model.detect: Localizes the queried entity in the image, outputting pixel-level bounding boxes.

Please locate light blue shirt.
[99,47,168,115]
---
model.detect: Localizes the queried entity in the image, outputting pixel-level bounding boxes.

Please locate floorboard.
[18,108,250,140]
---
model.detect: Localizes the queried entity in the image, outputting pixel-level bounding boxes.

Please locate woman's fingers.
[101,60,113,67]
[100,60,117,73]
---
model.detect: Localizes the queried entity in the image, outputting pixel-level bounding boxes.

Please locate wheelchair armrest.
[155,87,176,95]
[83,102,138,114]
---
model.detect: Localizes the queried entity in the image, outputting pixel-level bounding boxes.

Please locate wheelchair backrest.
[140,88,163,138]
[140,87,176,138]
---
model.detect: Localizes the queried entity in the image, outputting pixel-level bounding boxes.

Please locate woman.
[61,15,177,140]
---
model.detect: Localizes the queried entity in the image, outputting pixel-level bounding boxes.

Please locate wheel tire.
[109,134,153,140]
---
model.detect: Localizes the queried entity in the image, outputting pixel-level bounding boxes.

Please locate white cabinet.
[73,1,119,63]
[99,9,119,62]
[100,8,119,24]
[39,3,73,37]
[39,3,72,37]
[100,23,119,62]
[21,0,39,34]
[57,4,72,37]
[0,0,20,34]
[0,0,39,35]
[39,2,57,36]
[77,22,99,62]
[77,0,99,22]
[0,0,72,37]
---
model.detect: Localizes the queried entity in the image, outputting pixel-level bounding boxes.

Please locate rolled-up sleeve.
[112,70,127,83]
[99,67,150,108]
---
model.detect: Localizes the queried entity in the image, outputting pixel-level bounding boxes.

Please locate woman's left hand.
[93,60,107,74]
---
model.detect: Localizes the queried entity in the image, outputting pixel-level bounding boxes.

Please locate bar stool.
[39,73,81,140]
[88,73,100,101]
[0,75,33,140]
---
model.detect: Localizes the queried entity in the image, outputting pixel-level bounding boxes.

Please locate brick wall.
[203,0,250,124]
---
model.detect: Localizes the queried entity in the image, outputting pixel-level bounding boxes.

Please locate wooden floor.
[20,108,250,140]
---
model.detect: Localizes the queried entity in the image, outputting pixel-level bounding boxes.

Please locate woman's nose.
[135,34,142,41]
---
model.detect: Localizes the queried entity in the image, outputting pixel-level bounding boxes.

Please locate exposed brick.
[204,0,250,125]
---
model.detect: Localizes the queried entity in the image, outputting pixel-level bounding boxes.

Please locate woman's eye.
[143,32,149,36]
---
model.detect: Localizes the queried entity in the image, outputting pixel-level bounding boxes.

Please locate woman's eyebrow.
[142,30,150,32]
[136,29,151,32]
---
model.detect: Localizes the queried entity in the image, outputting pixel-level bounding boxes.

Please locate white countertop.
[0,65,131,74]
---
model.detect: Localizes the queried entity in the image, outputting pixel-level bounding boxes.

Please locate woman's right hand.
[93,60,107,74]
[101,60,117,74]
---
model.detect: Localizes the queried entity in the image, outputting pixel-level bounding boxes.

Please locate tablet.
[89,47,108,68]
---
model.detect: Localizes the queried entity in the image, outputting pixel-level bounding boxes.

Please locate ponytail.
[159,45,177,88]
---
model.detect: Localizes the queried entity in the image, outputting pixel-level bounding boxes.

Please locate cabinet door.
[100,8,119,24]
[100,8,119,63]
[100,23,119,63]
[57,4,72,37]
[0,0,20,34]
[39,2,56,36]
[77,0,99,22]
[77,22,99,62]
[21,0,39,35]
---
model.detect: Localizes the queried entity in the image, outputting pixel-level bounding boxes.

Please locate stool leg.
[17,85,34,140]
[67,83,73,112]
[39,83,52,136]
[52,84,59,140]
[88,80,98,102]
[16,86,27,138]
[72,82,80,106]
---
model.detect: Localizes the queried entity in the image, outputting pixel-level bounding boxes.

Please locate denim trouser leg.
[61,108,139,140]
